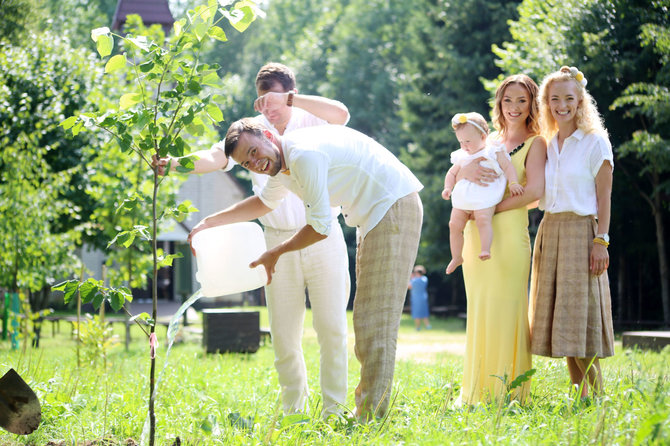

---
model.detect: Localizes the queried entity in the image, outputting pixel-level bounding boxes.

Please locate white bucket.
[191,222,268,297]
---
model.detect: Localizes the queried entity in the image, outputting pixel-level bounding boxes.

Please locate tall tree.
[611,19,670,326]
[0,0,44,44]
[0,32,103,304]
[398,0,521,295]
[312,0,414,149]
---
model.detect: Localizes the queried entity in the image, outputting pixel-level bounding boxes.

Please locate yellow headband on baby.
[451,113,487,135]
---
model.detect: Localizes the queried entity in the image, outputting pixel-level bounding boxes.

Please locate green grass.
[1,308,668,445]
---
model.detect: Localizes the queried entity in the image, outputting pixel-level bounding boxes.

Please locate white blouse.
[540,129,613,216]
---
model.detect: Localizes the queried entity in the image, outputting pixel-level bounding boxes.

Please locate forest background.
[1,0,669,328]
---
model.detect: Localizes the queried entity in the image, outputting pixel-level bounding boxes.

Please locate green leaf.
[99,116,116,127]
[108,289,127,311]
[60,116,78,130]
[193,22,208,41]
[201,71,221,87]
[135,111,151,130]
[105,54,127,73]
[139,61,155,73]
[224,1,261,33]
[119,134,133,152]
[157,252,183,268]
[167,137,186,157]
[186,79,202,96]
[178,200,199,213]
[128,36,150,52]
[177,156,195,170]
[79,279,100,303]
[96,34,114,58]
[181,112,194,126]
[132,225,151,240]
[119,92,142,109]
[207,25,228,42]
[53,280,80,304]
[161,199,199,221]
[508,368,536,391]
[71,121,84,136]
[186,122,206,136]
[174,19,186,37]
[92,292,105,309]
[116,195,140,214]
[52,281,68,292]
[129,312,150,323]
[90,27,111,42]
[107,230,135,249]
[206,103,224,122]
[119,287,133,303]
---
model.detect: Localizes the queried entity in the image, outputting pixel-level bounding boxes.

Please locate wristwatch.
[596,233,610,243]
[286,90,295,107]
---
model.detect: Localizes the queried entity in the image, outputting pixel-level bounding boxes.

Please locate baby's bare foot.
[446,257,463,274]
[479,251,491,261]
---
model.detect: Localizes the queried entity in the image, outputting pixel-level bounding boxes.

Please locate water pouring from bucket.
[191,222,268,297]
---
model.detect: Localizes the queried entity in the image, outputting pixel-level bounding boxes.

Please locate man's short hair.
[255,62,296,93]
[224,118,267,158]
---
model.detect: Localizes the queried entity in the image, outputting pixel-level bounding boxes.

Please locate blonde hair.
[491,74,540,137]
[538,66,607,140]
[451,112,490,136]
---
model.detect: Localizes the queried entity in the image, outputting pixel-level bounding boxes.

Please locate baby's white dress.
[450,144,509,211]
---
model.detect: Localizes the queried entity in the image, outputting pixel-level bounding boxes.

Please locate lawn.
[0,307,668,445]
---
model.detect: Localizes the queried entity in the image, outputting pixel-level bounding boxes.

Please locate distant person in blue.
[408,265,431,330]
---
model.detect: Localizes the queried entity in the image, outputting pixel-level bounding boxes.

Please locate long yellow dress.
[459,136,535,405]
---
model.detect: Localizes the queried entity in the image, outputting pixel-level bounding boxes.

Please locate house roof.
[112,0,174,32]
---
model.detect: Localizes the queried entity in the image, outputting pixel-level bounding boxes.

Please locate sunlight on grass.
[1,308,668,445]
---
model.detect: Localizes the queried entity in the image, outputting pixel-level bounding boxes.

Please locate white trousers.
[264,221,350,418]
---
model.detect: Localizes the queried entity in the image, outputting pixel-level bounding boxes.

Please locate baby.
[442,112,524,274]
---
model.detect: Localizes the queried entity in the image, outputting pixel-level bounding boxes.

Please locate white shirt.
[540,129,613,216]
[258,125,423,237]
[215,108,339,230]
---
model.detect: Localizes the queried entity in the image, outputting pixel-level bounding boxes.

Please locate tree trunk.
[617,255,625,323]
[652,193,670,327]
[149,170,159,446]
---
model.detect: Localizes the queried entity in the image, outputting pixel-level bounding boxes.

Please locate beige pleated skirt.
[529,212,614,358]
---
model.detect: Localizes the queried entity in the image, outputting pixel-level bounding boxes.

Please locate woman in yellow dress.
[457,74,547,405]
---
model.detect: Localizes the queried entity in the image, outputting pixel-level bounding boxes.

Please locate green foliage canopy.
[0,32,104,293]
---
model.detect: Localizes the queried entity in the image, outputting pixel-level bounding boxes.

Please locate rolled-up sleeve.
[589,134,614,177]
[290,151,332,235]
[259,176,289,210]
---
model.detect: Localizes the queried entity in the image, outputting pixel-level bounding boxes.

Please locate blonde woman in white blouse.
[529,66,615,398]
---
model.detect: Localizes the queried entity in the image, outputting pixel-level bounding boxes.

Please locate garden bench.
[44,315,170,351]
[622,331,670,352]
